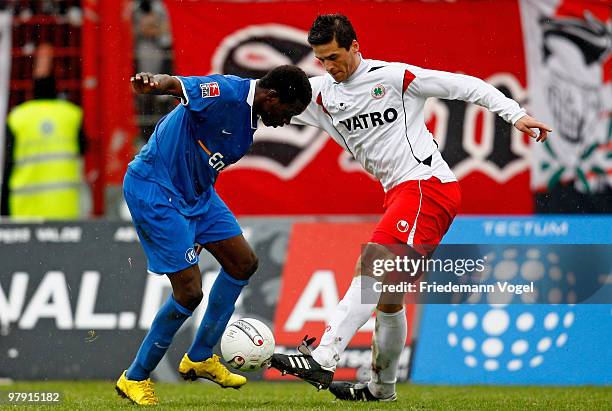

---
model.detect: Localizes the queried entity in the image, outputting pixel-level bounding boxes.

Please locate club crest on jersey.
[371,83,385,99]
[200,82,220,98]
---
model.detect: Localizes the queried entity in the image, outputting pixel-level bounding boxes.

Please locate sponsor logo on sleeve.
[200,82,221,98]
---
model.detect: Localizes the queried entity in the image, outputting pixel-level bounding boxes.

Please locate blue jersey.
[127,74,257,216]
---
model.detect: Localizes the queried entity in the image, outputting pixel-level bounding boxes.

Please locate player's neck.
[344,54,363,83]
[252,81,265,116]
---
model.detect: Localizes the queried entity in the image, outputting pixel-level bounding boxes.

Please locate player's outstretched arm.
[130,72,184,100]
[407,66,530,128]
[514,115,552,143]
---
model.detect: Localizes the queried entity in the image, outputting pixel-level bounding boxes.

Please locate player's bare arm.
[130,72,184,100]
[514,114,552,143]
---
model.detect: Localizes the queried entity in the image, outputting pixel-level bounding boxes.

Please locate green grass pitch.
[1,381,610,410]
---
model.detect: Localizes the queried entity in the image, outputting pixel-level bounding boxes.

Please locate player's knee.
[241,253,259,278]
[186,289,204,311]
[377,303,404,313]
[176,288,203,311]
[248,254,260,275]
[360,243,395,278]
[227,252,259,281]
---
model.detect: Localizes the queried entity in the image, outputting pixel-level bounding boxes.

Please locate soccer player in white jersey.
[271,14,552,401]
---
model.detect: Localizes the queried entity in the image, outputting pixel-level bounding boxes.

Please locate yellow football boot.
[178,353,247,389]
[115,370,159,405]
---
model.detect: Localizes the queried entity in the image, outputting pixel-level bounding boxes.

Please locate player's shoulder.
[388,61,428,77]
[360,57,419,70]
[176,73,246,104]
[199,74,245,103]
[217,74,250,89]
[359,59,422,91]
[367,59,422,74]
[307,75,325,95]
[366,58,393,70]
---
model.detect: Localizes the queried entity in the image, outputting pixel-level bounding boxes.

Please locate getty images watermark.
[360,244,611,305]
[371,253,534,295]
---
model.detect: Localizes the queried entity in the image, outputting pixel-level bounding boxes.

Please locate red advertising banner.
[82,0,138,214]
[165,0,532,214]
[265,222,416,381]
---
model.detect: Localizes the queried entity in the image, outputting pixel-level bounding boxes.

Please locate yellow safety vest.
[7,99,83,219]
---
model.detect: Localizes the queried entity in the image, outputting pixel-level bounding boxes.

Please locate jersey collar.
[247,79,258,129]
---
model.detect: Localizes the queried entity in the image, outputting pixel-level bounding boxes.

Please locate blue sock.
[126,295,192,381]
[187,269,248,362]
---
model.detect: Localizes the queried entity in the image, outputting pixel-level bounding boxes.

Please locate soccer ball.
[220,318,275,371]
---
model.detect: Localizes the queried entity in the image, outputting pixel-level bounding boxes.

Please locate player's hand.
[131,72,161,94]
[514,115,552,143]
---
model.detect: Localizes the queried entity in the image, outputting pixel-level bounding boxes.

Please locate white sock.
[311,275,380,370]
[368,308,407,399]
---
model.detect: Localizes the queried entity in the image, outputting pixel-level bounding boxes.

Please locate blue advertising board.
[411,216,612,385]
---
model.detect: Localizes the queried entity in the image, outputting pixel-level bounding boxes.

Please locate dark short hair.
[307,14,357,50]
[259,65,312,107]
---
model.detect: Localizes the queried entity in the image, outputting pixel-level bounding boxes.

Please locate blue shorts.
[123,172,242,275]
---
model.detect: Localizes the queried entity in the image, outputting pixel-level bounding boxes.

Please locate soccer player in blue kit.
[115,66,311,405]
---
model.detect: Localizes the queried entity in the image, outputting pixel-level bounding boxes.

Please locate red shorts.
[370,177,461,255]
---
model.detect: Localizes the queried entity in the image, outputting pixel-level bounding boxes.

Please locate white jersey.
[293,57,527,192]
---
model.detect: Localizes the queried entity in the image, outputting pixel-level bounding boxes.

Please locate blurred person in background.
[1,43,87,219]
[134,0,171,75]
[133,0,174,140]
